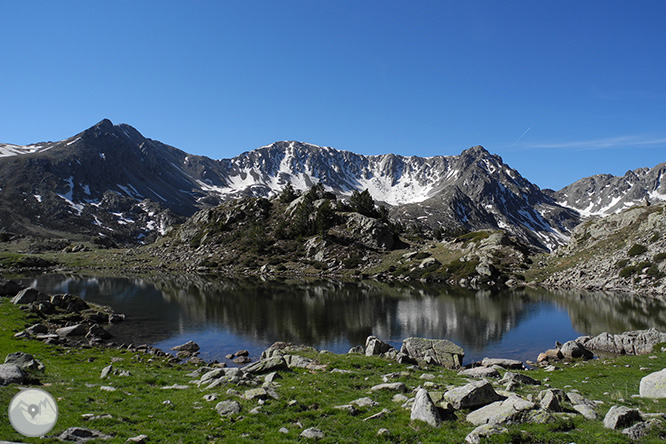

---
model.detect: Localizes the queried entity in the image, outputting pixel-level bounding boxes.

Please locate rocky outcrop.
[577,328,666,355]
[400,337,464,369]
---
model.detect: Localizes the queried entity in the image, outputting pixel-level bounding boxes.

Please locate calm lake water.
[22,274,666,365]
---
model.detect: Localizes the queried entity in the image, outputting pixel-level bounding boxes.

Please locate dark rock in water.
[171,340,200,353]
[0,363,26,386]
[401,337,464,369]
[4,352,45,373]
[0,278,24,296]
[235,349,249,357]
[11,287,50,305]
[233,356,252,365]
[87,324,113,340]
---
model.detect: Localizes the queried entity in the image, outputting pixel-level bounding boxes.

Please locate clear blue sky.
[2,1,665,190]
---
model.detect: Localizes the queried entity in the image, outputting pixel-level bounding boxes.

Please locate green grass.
[2,298,666,443]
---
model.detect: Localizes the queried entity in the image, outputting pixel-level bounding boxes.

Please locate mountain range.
[1,119,665,250]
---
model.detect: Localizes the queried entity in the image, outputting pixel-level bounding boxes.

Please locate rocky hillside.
[552,163,666,217]
[537,201,666,295]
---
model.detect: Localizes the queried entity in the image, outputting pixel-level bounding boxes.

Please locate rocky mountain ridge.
[0,119,664,253]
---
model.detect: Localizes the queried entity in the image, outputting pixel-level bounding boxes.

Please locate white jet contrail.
[511,126,532,147]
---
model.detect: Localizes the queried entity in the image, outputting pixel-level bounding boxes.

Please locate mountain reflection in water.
[24,274,666,364]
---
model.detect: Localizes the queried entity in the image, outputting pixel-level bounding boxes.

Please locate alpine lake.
[21,274,666,366]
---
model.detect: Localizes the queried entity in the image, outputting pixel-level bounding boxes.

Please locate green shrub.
[628,244,648,256]
[619,266,639,278]
[654,252,666,262]
[616,259,629,269]
[650,233,661,243]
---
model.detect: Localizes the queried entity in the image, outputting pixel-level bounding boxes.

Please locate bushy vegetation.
[628,244,648,256]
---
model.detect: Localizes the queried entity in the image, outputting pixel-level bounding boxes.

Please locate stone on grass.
[573,404,598,420]
[365,336,393,356]
[465,424,509,444]
[300,427,324,439]
[370,382,408,393]
[216,400,242,416]
[279,427,289,434]
[59,427,112,442]
[350,397,379,408]
[467,395,536,426]
[401,337,464,369]
[538,389,565,412]
[603,405,642,429]
[481,358,523,369]
[500,372,541,386]
[639,368,666,398]
[537,349,564,363]
[445,380,504,410]
[4,352,45,373]
[410,389,441,427]
[0,363,25,386]
[377,428,391,436]
[242,356,289,374]
[126,435,149,444]
[334,404,360,415]
[623,419,661,440]
[459,366,500,379]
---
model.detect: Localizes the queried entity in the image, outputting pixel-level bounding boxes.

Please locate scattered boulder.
[370,382,408,393]
[260,342,317,360]
[538,389,565,412]
[603,405,642,430]
[559,340,593,360]
[573,404,599,420]
[537,349,563,363]
[480,358,523,369]
[58,427,112,442]
[126,435,149,444]
[233,356,252,365]
[242,356,290,374]
[499,372,541,386]
[467,395,536,426]
[465,424,509,444]
[4,352,45,373]
[445,380,504,410]
[171,341,200,353]
[623,419,662,440]
[0,363,25,386]
[11,287,50,305]
[216,400,242,416]
[300,427,324,439]
[400,337,464,369]
[348,345,364,354]
[459,366,501,379]
[639,368,666,398]
[350,397,379,408]
[365,336,393,356]
[580,328,666,355]
[26,323,48,335]
[410,389,442,427]
[87,324,113,340]
[56,324,87,338]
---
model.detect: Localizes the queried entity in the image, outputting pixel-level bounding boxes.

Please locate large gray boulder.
[216,400,242,416]
[171,340,200,353]
[56,324,87,337]
[559,340,593,360]
[365,336,393,356]
[401,337,464,369]
[465,424,509,444]
[445,380,504,410]
[4,352,45,373]
[579,328,666,355]
[11,287,50,305]
[480,358,523,369]
[410,389,441,427]
[467,395,536,426]
[603,405,642,429]
[459,366,501,379]
[0,363,25,386]
[639,368,666,398]
[242,356,290,374]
